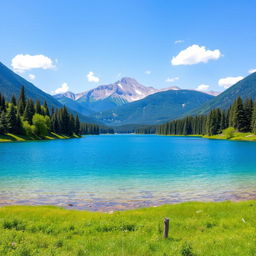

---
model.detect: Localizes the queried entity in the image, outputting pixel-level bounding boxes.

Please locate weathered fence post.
[163,217,169,238]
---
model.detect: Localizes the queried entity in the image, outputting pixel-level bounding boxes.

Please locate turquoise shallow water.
[0,134,256,211]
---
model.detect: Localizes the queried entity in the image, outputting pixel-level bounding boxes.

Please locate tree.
[75,115,80,135]
[43,101,50,116]
[35,100,42,114]
[23,99,35,124]
[223,127,235,139]
[243,98,253,132]
[0,112,7,134]
[18,86,26,115]
[6,104,17,133]
[251,101,256,134]
[32,114,50,137]
[11,95,17,106]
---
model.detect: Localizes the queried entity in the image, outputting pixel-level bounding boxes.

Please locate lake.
[0,134,256,211]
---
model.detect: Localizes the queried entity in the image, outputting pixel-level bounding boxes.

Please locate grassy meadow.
[0,201,255,256]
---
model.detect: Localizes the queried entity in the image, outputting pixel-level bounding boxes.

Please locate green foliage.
[156,96,256,137]
[223,127,235,139]
[22,120,34,136]
[0,87,100,140]
[32,114,50,137]
[0,201,255,255]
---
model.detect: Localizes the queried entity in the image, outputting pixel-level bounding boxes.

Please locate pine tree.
[0,111,7,134]
[11,95,17,106]
[234,97,246,132]
[23,99,35,125]
[75,115,80,135]
[251,101,256,134]
[44,101,50,116]
[243,98,253,132]
[35,100,42,114]
[6,104,17,133]
[18,86,26,115]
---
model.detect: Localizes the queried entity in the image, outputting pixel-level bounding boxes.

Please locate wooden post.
[163,218,169,238]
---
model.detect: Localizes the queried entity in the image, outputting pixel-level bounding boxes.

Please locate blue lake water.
[0,134,256,211]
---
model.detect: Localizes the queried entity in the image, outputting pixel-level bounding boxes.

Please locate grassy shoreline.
[163,132,256,142]
[0,132,81,143]
[0,201,255,255]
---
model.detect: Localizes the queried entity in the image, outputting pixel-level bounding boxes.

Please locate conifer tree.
[0,111,7,134]
[18,86,26,115]
[6,104,17,133]
[243,98,253,132]
[35,100,42,114]
[44,101,50,116]
[251,101,256,134]
[75,115,80,135]
[11,95,17,106]
[23,99,35,124]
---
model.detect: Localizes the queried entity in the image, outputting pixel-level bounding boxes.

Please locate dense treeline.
[0,87,100,137]
[141,97,256,136]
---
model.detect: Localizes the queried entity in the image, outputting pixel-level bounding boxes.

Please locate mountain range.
[54,77,219,125]
[1,60,256,128]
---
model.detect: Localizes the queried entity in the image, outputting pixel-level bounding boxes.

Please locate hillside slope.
[193,72,256,114]
[0,62,61,109]
[94,90,213,125]
[0,62,96,123]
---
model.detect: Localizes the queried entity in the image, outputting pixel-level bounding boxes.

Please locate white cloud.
[165,76,179,83]
[87,71,100,83]
[11,54,55,72]
[28,74,36,81]
[248,68,256,74]
[145,70,151,75]
[196,84,210,91]
[52,82,69,94]
[174,40,184,44]
[218,76,244,89]
[171,44,222,66]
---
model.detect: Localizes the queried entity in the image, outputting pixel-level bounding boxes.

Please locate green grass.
[0,133,81,143]
[203,132,256,142]
[0,201,255,255]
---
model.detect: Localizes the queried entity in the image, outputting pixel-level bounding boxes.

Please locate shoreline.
[1,192,256,212]
[0,132,82,143]
[161,133,256,142]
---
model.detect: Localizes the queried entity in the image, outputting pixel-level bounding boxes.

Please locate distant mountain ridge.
[54,77,218,115]
[93,89,214,126]
[193,72,256,115]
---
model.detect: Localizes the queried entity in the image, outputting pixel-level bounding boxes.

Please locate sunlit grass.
[204,132,256,141]
[0,132,81,143]
[0,201,255,255]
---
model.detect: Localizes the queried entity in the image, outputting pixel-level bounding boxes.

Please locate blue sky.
[1,0,256,94]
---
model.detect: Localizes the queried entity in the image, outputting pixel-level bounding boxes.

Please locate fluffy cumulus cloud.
[196,84,210,91]
[145,70,151,75]
[165,76,179,83]
[28,74,36,81]
[171,44,222,66]
[218,76,244,89]
[87,71,100,83]
[11,54,55,72]
[248,68,256,74]
[52,82,69,94]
